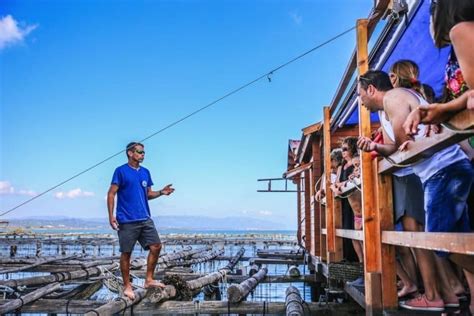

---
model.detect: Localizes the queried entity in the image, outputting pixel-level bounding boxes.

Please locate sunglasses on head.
[358,76,371,84]
[341,147,348,152]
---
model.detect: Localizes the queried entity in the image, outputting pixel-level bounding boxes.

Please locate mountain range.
[6,215,293,231]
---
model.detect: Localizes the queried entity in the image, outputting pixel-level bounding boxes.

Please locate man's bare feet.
[123,286,136,300]
[144,280,166,289]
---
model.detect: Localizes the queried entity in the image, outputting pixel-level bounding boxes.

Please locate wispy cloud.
[0,181,37,196]
[0,15,38,50]
[54,188,95,199]
[289,11,303,25]
[258,210,272,216]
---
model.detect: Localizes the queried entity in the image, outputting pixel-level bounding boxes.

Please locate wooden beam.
[357,18,383,314]
[381,232,474,255]
[302,122,322,136]
[334,199,343,261]
[378,109,474,174]
[0,299,362,315]
[378,171,397,309]
[0,282,61,314]
[323,107,336,262]
[249,258,304,266]
[284,162,312,179]
[312,138,322,257]
[304,169,312,252]
[344,283,366,309]
[335,229,363,241]
[297,179,302,246]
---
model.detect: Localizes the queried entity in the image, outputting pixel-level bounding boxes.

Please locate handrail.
[379,108,474,174]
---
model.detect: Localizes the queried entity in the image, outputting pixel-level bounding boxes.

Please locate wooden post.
[356,18,382,313]
[312,139,322,257]
[304,169,312,252]
[378,167,397,309]
[227,267,268,303]
[323,106,342,262]
[296,176,302,246]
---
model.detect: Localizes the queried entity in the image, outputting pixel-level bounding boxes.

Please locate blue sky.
[0,1,373,229]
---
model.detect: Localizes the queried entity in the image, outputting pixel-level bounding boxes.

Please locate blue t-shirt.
[111,164,154,224]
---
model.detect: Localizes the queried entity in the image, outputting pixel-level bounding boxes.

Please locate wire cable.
[0,26,356,217]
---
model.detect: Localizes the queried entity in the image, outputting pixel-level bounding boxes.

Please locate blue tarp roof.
[345,0,450,125]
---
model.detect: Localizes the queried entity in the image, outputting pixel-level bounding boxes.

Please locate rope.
[0,25,357,217]
[65,298,72,316]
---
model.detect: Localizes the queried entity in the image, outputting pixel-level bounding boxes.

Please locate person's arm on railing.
[403,91,472,136]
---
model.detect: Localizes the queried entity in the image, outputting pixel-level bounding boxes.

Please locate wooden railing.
[312,18,474,316]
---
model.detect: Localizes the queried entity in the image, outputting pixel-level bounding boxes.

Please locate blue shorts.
[423,159,473,256]
[117,218,161,253]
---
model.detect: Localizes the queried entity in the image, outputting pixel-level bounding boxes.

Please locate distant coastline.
[2,215,296,236]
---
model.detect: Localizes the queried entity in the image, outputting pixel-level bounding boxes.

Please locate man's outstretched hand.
[161,184,175,196]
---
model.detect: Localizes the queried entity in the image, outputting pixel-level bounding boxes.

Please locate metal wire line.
[0,26,356,217]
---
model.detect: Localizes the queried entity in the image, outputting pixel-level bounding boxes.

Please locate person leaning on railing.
[404,0,474,132]
[357,70,474,312]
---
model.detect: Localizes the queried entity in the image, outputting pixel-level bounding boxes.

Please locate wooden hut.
[284,0,474,314]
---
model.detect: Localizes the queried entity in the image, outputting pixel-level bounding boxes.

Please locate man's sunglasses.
[135,150,145,154]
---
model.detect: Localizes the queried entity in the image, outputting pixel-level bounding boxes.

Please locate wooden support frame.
[382,232,474,255]
[312,140,322,257]
[323,107,342,262]
[356,18,383,314]
[304,169,312,252]
[377,167,397,309]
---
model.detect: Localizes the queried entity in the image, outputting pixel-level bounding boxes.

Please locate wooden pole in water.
[227,266,268,303]
[285,285,303,316]
[0,263,119,288]
[164,248,223,268]
[84,288,146,316]
[0,282,61,314]
[0,254,77,274]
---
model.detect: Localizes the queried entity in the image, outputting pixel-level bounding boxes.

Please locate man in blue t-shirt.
[107,142,175,300]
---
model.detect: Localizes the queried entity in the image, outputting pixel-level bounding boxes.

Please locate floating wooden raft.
[285,285,304,316]
[227,266,268,303]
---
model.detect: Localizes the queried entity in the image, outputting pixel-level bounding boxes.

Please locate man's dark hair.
[359,70,393,92]
[126,142,144,156]
[432,0,474,48]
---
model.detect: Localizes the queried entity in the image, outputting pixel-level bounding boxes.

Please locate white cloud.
[289,11,303,25]
[258,210,272,216]
[0,181,36,196]
[0,15,38,50]
[54,188,95,199]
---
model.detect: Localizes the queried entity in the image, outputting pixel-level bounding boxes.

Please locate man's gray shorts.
[117,218,161,253]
